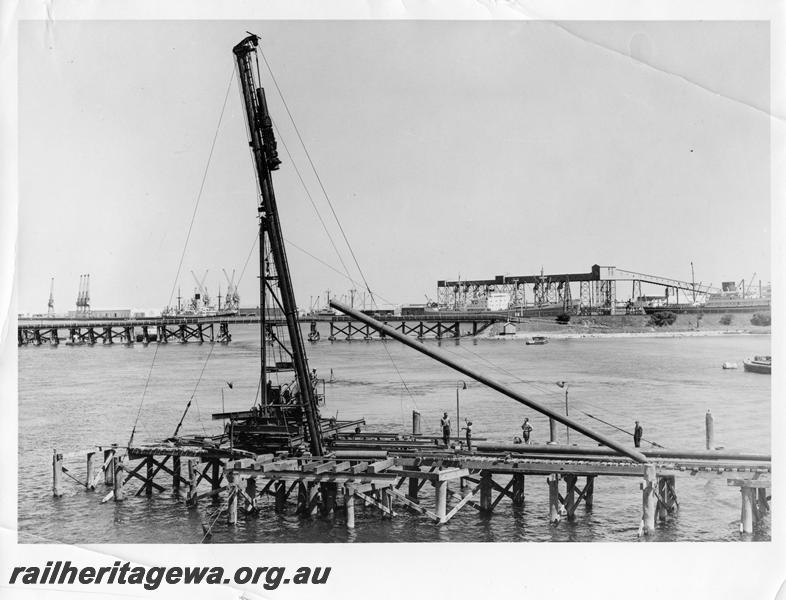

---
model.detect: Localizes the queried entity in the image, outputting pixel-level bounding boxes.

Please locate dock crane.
[75,274,90,315]
[746,272,757,298]
[737,272,756,298]
[47,278,54,317]
[222,268,240,311]
[190,270,211,310]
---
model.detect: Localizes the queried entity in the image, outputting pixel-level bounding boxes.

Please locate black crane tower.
[230,34,324,457]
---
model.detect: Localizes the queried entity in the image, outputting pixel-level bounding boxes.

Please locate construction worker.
[521,418,533,444]
[440,411,451,447]
[463,420,473,451]
[633,421,643,448]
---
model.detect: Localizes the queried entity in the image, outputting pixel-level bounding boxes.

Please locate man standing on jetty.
[441,411,451,447]
[463,420,473,451]
[521,417,533,444]
[633,421,643,448]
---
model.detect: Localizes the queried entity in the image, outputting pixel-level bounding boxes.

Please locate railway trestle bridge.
[18,313,507,347]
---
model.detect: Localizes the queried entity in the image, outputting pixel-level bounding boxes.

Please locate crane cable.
[257,45,419,415]
[128,66,236,447]
[258,48,376,306]
[445,341,664,447]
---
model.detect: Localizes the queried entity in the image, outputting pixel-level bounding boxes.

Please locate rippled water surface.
[18,325,771,543]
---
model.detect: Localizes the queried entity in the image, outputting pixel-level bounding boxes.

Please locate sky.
[17,20,770,313]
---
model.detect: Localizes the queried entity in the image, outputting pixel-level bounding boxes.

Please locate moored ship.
[743,355,771,374]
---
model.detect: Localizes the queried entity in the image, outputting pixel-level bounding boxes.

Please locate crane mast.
[233,34,323,457]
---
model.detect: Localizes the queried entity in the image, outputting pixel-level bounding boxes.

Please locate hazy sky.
[17,20,770,313]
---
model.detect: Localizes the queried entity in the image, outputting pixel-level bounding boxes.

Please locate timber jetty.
[51,423,771,537]
[18,312,505,346]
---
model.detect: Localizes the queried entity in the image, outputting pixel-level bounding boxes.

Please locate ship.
[162,270,240,318]
[743,355,771,375]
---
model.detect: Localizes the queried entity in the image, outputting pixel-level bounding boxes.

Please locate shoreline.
[485,329,770,340]
[481,311,771,341]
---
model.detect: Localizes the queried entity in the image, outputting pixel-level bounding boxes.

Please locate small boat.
[743,355,771,374]
[526,336,548,345]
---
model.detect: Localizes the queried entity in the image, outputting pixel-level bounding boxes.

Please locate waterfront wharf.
[51,432,771,539]
[18,312,504,346]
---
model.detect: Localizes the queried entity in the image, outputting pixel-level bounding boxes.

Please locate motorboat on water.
[526,336,548,345]
[743,355,771,374]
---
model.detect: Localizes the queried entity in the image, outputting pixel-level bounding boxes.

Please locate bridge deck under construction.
[51,434,771,539]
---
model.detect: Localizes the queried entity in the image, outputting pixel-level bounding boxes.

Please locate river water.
[18,325,770,543]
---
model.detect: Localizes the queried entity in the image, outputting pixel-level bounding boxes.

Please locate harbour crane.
[222,268,240,311]
[190,270,211,310]
[47,278,54,317]
[747,272,757,298]
[738,272,756,298]
[75,274,90,315]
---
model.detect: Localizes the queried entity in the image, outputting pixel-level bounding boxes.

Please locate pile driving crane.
[211,34,324,457]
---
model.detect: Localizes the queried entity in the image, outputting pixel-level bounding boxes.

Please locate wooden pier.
[51,436,771,539]
[18,312,502,346]
[18,318,233,346]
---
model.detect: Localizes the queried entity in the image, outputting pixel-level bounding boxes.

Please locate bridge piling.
[511,473,525,506]
[52,451,64,497]
[641,465,657,535]
[547,474,560,524]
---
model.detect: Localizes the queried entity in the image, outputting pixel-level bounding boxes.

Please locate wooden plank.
[195,485,228,501]
[395,467,469,481]
[565,481,590,515]
[134,456,171,497]
[387,488,439,521]
[727,478,771,488]
[122,464,166,493]
[228,458,257,470]
[257,479,275,496]
[252,455,278,470]
[444,484,482,522]
[446,487,482,511]
[367,458,395,473]
[120,460,147,486]
[127,446,216,458]
[144,457,191,488]
[349,462,369,474]
[352,489,397,517]
[490,478,514,511]
[302,461,336,474]
[255,459,299,472]
[240,470,398,486]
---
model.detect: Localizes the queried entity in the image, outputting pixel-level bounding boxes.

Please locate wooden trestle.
[51,442,771,538]
[19,322,232,346]
[327,320,492,341]
[19,314,498,346]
